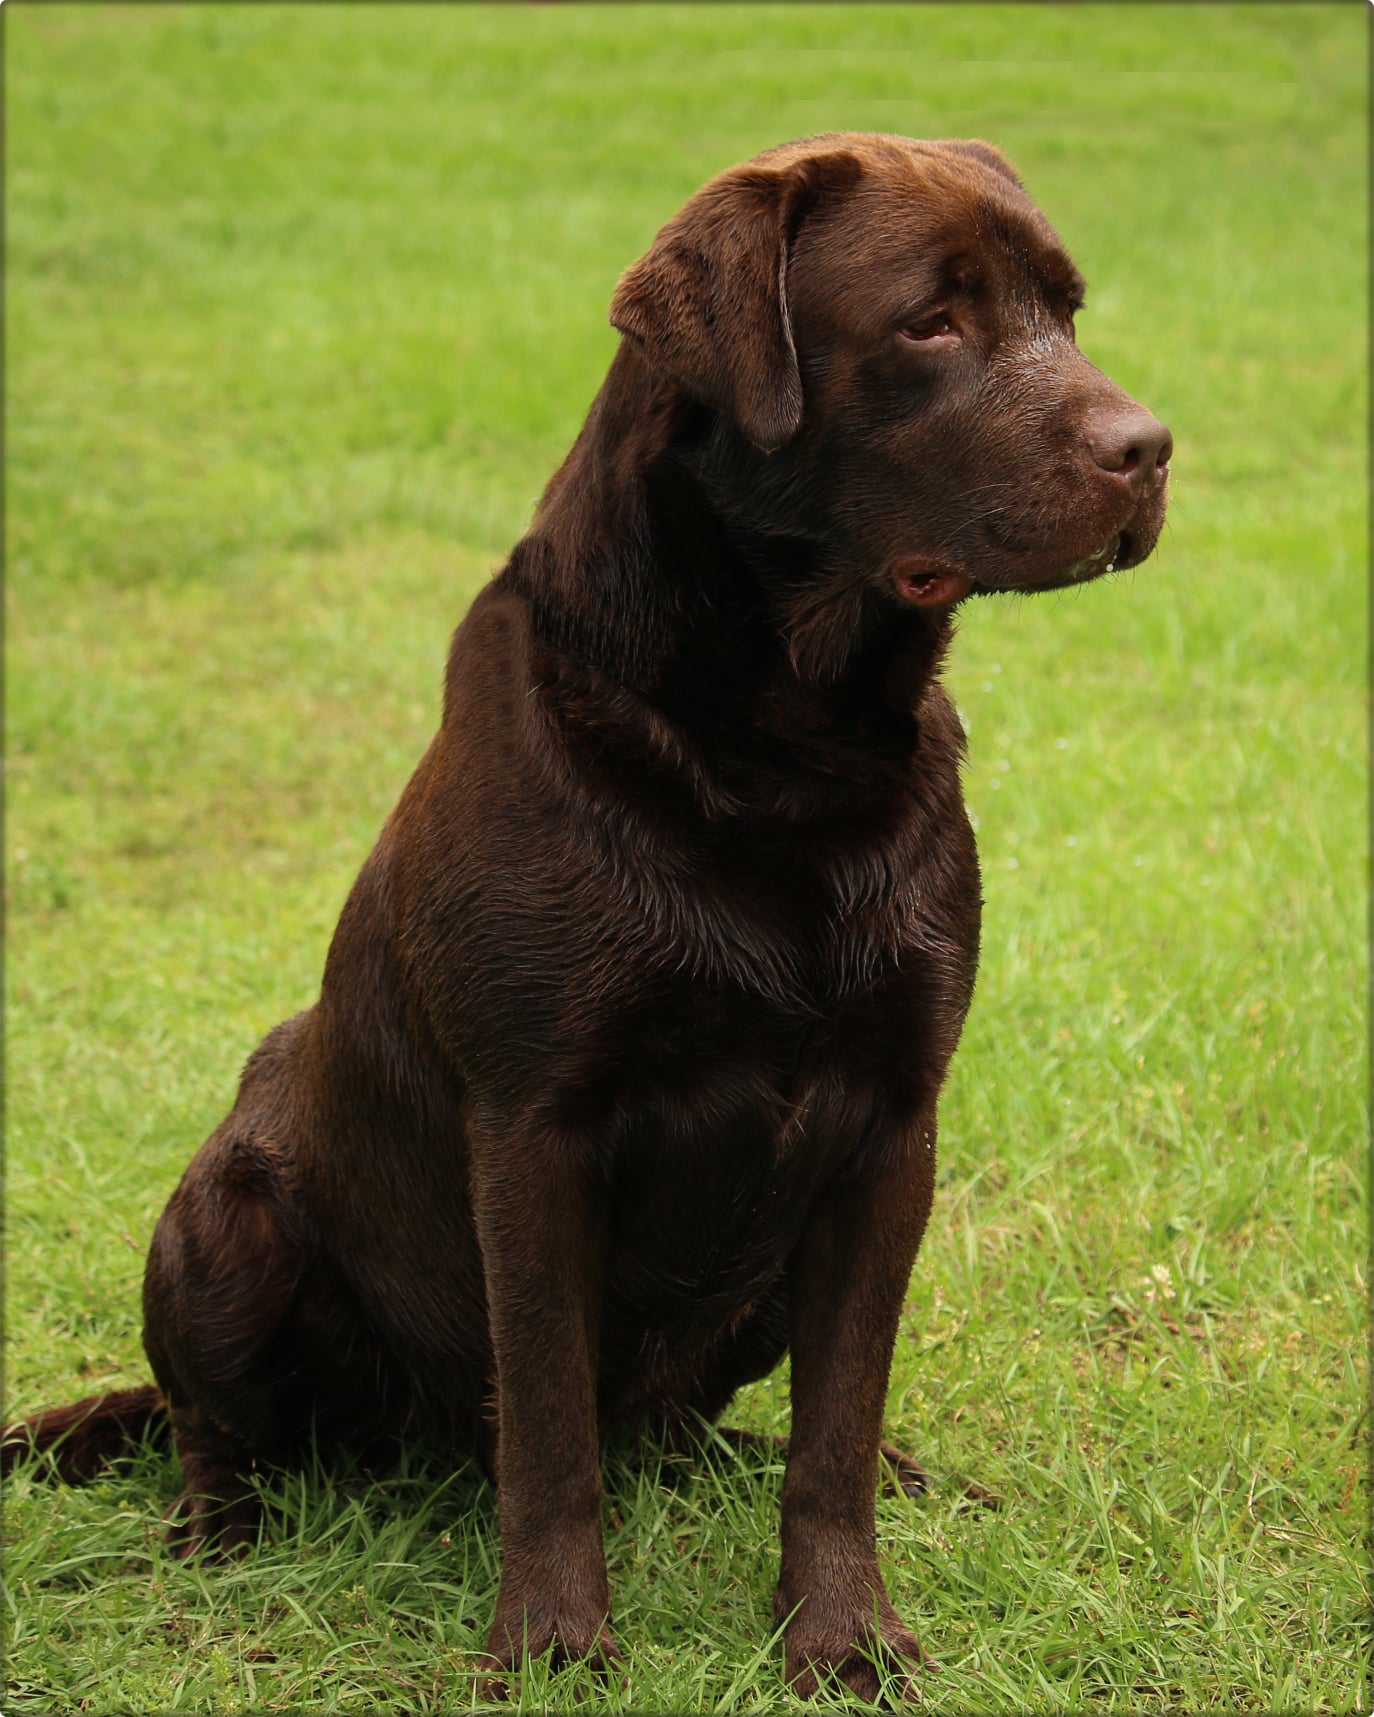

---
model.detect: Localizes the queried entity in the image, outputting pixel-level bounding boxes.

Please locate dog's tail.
[2,1385,169,1483]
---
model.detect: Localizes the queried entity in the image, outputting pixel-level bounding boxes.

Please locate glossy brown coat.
[5,133,1169,1700]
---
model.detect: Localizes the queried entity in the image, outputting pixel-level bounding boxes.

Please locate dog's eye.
[898,313,957,344]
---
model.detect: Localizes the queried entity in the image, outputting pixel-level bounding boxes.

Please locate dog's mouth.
[1093,531,1125,573]
[890,517,1153,606]
[988,528,1127,593]
[971,519,1155,595]
[1065,528,1131,582]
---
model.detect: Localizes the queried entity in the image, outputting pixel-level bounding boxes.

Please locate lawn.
[4,4,1367,1712]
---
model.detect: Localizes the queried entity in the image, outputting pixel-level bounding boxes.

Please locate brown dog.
[6,134,1169,1699]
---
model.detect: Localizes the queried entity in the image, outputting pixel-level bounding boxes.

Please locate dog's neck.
[501,344,955,762]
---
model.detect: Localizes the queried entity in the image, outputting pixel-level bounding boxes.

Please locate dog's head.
[611,133,1170,614]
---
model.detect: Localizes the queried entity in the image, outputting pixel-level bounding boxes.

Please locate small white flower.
[1145,1263,1176,1301]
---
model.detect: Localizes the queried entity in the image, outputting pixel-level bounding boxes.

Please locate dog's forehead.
[789,138,1080,322]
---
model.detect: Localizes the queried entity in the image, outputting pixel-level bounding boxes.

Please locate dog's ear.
[609,151,863,453]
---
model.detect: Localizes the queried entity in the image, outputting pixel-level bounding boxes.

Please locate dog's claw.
[878,1440,931,1500]
[478,1618,622,1702]
[784,1625,931,1706]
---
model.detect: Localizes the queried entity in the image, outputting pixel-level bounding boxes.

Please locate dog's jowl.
[7,134,1169,1700]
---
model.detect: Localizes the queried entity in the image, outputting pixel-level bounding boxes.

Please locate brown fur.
[5,134,1169,1700]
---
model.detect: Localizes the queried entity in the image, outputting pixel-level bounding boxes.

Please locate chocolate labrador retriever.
[6,133,1170,1698]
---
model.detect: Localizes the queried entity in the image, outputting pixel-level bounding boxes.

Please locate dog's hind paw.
[162,1482,262,1562]
[877,1439,931,1499]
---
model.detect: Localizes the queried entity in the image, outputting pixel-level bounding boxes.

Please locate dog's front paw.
[478,1606,622,1700]
[776,1587,931,1705]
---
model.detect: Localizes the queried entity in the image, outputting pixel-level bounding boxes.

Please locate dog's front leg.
[776,1112,939,1702]
[471,1127,619,1686]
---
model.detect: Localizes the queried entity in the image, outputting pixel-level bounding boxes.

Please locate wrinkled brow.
[973,198,1087,308]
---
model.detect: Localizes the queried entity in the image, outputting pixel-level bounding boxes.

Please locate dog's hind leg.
[662,1297,935,1500]
[142,1112,313,1560]
[158,1404,267,1560]
[695,1425,932,1500]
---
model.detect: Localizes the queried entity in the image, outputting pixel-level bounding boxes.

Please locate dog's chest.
[593,815,963,1024]
[600,1054,838,1322]
[590,996,913,1318]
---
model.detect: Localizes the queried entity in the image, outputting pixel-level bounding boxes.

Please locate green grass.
[4,4,1366,1712]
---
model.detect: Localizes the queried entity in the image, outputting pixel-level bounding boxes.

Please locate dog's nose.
[1085,406,1172,489]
